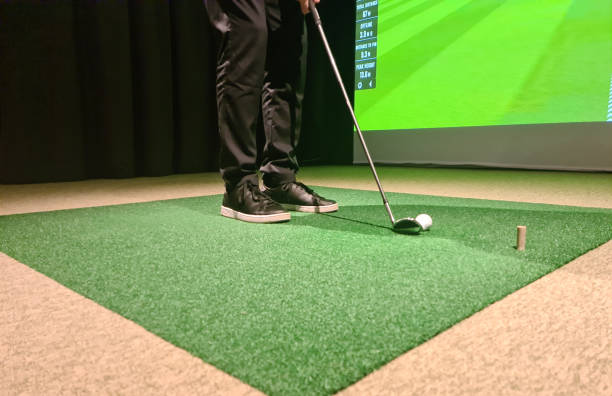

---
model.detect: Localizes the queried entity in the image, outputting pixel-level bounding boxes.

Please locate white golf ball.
[415,214,433,231]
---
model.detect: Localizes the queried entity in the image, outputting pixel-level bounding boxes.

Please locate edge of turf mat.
[2,187,612,395]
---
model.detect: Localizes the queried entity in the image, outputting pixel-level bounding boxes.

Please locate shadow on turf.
[165,196,612,264]
[289,205,420,236]
[289,204,612,265]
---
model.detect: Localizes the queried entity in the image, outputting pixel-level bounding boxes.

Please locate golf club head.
[392,218,422,234]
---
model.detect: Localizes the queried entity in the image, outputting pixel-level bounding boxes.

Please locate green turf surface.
[355,0,612,130]
[2,187,612,395]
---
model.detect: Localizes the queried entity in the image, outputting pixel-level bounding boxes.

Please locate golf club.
[309,2,428,234]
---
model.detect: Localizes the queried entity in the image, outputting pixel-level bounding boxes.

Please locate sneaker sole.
[220,206,290,223]
[281,203,339,213]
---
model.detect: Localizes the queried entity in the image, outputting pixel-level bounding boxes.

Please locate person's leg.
[259,0,306,188]
[205,0,266,191]
[205,0,289,222]
[259,0,337,213]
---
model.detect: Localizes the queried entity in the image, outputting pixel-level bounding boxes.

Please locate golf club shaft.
[309,3,396,225]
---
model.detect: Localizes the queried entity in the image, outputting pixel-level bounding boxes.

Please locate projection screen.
[353,0,612,171]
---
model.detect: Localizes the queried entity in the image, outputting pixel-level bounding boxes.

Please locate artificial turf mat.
[2,187,612,395]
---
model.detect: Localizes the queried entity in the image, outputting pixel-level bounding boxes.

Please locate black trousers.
[205,0,307,191]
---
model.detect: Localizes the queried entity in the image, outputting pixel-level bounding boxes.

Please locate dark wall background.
[0,0,354,184]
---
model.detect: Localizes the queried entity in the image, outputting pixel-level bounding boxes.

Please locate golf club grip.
[309,1,321,25]
[309,4,395,224]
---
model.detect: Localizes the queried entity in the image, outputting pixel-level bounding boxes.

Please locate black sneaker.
[262,181,338,213]
[221,181,290,223]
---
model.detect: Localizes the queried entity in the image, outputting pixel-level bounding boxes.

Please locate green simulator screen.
[354,0,612,131]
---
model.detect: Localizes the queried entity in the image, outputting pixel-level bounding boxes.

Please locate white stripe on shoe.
[281,202,339,213]
[220,206,290,223]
